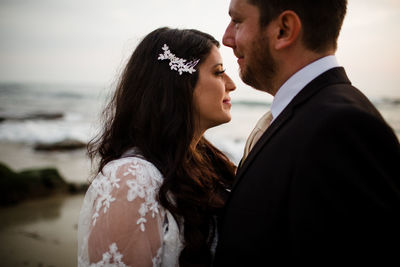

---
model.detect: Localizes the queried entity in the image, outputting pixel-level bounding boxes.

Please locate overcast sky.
[0,0,399,100]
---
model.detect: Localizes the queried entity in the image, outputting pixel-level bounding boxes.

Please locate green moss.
[0,162,71,205]
[19,168,68,189]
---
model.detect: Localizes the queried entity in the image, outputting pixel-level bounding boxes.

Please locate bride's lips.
[223,98,232,108]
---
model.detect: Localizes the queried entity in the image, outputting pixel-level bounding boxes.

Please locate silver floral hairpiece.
[157,44,200,75]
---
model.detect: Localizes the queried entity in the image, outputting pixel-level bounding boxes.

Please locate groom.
[214,0,400,265]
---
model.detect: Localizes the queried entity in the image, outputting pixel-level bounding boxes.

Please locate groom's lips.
[234,51,244,65]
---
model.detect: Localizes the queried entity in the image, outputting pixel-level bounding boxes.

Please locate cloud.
[0,0,398,97]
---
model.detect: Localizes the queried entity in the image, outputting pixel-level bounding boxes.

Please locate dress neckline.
[121,147,143,158]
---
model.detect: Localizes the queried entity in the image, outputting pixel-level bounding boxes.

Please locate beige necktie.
[241,110,273,164]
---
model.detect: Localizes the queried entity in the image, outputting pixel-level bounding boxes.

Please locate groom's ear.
[270,10,301,50]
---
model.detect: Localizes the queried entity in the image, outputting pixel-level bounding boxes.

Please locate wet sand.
[0,142,90,266]
[0,194,84,267]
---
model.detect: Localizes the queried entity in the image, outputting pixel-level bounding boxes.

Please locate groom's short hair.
[247,0,347,53]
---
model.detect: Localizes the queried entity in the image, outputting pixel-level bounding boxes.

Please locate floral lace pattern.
[90,171,119,226]
[89,158,163,230]
[89,243,128,267]
[77,156,182,267]
[124,161,162,232]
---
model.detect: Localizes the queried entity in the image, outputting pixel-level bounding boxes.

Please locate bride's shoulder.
[94,156,163,186]
[102,157,161,178]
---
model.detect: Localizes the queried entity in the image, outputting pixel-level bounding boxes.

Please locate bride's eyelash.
[215,69,226,75]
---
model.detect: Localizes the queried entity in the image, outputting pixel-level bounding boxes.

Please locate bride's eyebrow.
[212,63,223,68]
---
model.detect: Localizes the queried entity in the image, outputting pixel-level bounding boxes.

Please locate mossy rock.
[0,163,27,204]
[34,139,86,151]
[68,182,89,194]
[19,168,68,189]
[0,162,70,205]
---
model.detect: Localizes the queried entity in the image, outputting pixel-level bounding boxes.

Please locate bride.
[77,27,236,266]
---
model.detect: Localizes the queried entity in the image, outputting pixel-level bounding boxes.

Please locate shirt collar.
[270,55,340,122]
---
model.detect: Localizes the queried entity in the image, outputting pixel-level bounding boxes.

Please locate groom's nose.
[222,21,236,49]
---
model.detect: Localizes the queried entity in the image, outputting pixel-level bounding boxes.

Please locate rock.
[68,182,89,194]
[34,139,86,151]
[19,168,69,191]
[0,112,64,122]
[0,162,88,206]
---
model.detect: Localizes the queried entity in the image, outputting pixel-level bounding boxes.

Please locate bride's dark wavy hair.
[88,27,236,266]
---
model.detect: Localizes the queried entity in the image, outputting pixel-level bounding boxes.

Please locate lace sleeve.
[78,157,165,267]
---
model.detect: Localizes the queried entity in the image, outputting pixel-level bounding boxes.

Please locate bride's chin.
[220,116,232,125]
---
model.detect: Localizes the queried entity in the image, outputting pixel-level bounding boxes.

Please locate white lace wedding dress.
[77,151,183,267]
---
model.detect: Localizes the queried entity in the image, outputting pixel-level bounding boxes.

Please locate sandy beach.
[0,142,90,266]
[0,194,84,267]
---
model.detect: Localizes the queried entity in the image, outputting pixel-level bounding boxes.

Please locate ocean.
[0,82,399,180]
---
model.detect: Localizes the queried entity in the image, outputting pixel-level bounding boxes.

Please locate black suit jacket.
[214,67,400,265]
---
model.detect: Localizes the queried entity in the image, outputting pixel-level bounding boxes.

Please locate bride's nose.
[225,74,236,92]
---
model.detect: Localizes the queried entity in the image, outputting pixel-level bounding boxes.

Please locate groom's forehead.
[229,0,260,16]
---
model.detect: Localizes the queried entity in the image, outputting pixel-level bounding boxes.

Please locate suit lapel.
[232,102,293,189]
[231,67,350,191]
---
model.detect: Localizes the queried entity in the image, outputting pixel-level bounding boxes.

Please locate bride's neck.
[191,128,205,148]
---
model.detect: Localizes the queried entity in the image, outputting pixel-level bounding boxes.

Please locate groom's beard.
[240,35,277,93]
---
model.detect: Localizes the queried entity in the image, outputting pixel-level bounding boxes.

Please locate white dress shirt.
[270,55,340,122]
